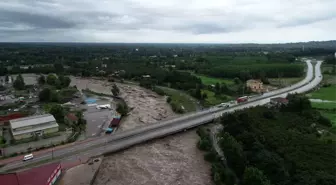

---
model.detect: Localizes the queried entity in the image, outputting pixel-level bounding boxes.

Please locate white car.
[217,103,229,108]
[23,154,34,161]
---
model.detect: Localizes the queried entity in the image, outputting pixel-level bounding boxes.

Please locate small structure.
[246,79,263,92]
[0,162,62,185]
[142,75,151,78]
[270,97,289,106]
[9,114,59,140]
[65,113,78,125]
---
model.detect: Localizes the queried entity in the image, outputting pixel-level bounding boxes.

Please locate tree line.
[201,94,336,185]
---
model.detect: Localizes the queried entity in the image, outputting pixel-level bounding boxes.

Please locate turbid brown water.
[93,130,212,185]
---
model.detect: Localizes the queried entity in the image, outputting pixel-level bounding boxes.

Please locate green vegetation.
[268,77,303,87]
[309,85,336,101]
[202,89,232,106]
[311,102,336,109]
[193,74,234,85]
[116,103,129,116]
[13,74,25,90]
[160,87,198,113]
[111,83,120,96]
[198,95,336,185]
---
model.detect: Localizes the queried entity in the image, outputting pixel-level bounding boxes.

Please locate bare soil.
[93,130,212,185]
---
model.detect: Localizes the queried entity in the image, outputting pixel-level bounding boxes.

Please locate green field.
[311,102,336,109]
[159,87,198,112]
[321,112,336,125]
[194,74,234,85]
[201,89,232,106]
[309,85,336,101]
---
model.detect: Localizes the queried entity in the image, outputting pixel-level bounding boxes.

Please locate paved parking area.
[83,106,112,138]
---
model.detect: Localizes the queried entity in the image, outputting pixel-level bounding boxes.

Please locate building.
[0,113,26,137]
[270,97,289,106]
[65,113,78,126]
[10,114,59,140]
[246,79,263,92]
[0,162,62,185]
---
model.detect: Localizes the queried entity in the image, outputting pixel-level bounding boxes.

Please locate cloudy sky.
[0,0,336,43]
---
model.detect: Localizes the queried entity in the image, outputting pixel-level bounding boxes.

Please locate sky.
[0,0,336,43]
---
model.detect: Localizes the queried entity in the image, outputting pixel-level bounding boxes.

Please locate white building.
[10,114,59,140]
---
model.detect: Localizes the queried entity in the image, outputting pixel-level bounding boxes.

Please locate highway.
[0,60,322,172]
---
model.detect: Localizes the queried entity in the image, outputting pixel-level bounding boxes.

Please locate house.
[65,113,78,125]
[0,162,62,185]
[270,97,289,106]
[9,114,59,140]
[246,79,263,92]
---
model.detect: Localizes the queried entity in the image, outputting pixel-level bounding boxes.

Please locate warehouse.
[0,162,62,185]
[10,114,59,140]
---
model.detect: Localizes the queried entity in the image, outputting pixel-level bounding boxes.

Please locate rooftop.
[66,113,78,122]
[0,113,26,124]
[0,162,61,185]
[12,123,59,136]
[10,114,56,129]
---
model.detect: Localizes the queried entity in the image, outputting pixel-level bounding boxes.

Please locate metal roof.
[0,162,61,185]
[11,123,59,136]
[10,114,56,129]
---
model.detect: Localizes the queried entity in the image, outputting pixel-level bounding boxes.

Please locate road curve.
[0,60,321,172]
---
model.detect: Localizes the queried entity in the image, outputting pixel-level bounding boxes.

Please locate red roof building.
[0,162,62,185]
[0,113,26,127]
[66,113,78,122]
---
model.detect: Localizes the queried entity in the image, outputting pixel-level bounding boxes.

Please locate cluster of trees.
[323,55,336,65]
[38,74,75,103]
[39,74,71,89]
[209,95,336,185]
[48,104,86,132]
[198,64,304,80]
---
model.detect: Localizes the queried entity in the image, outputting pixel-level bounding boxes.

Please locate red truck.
[236,96,248,103]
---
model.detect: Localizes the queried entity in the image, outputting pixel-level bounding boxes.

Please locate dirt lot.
[93,130,212,185]
[70,77,175,131]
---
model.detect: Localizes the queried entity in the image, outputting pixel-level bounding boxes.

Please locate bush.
[166,96,172,103]
[153,87,165,96]
[318,115,332,127]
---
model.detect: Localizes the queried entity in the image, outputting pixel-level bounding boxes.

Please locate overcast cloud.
[0,0,335,43]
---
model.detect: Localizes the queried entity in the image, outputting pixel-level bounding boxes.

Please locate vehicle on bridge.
[236,96,249,103]
[217,103,230,108]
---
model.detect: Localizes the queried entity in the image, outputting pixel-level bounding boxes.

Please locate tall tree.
[13,74,25,90]
[38,75,46,85]
[46,74,57,85]
[49,104,64,123]
[111,83,120,96]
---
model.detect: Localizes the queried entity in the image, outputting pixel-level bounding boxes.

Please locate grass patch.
[311,102,336,110]
[202,89,232,107]
[193,74,234,85]
[321,111,336,125]
[309,85,336,101]
[160,87,198,112]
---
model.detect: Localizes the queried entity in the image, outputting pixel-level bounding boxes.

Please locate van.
[23,154,34,161]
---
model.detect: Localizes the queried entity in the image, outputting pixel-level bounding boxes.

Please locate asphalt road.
[0,60,322,172]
